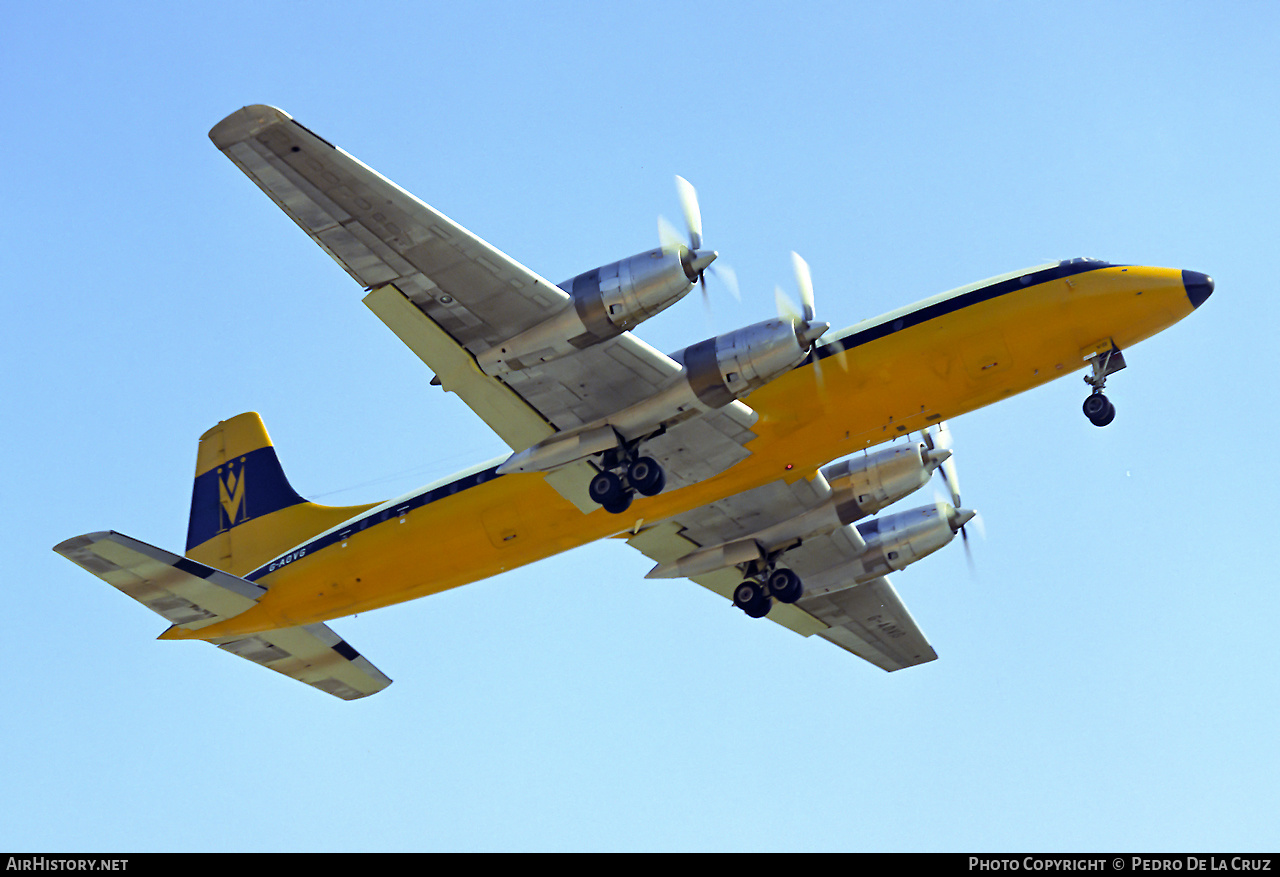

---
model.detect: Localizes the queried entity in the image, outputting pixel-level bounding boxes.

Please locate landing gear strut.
[589,438,667,514]
[1082,343,1126,428]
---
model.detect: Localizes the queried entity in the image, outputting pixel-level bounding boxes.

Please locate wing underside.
[628,473,938,672]
[210,105,760,509]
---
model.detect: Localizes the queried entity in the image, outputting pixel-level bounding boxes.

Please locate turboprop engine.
[645,442,950,580]
[479,175,724,377]
[856,502,975,577]
[777,501,975,602]
[477,246,715,376]
[497,316,827,475]
[671,317,828,409]
[822,441,950,520]
[499,250,829,478]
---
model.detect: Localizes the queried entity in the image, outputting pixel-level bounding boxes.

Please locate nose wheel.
[1083,392,1116,427]
[1082,343,1126,428]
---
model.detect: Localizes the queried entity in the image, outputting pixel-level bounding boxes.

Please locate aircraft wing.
[54,531,391,700]
[210,106,758,510]
[628,473,939,672]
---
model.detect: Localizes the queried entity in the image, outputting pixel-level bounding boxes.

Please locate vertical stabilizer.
[185,413,377,577]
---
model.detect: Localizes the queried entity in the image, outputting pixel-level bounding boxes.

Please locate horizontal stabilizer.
[55,531,264,630]
[213,623,391,701]
[54,531,391,700]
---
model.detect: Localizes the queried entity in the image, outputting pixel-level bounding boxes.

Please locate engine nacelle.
[823,442,950,523]
[477,247,715,376]
[596,317,813,437]
[854,502,972,579]
[498,318,810,475]
[674,318,813,409]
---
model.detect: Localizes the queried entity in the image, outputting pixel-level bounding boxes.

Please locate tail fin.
[185,412,378,577]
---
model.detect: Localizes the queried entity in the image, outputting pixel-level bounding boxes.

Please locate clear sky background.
[4,0,1276,853]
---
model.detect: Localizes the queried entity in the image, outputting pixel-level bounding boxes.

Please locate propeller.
[931,421,961,508]
[776,251,831,365]
[675,175,702,251]
[923,421,980,567]
[658,176,739,307]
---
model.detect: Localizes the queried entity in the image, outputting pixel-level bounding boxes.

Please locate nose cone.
[1183,270,1214,309]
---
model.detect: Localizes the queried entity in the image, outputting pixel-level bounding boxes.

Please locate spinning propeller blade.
[774,251,830,392]
[924,421,981,572]
[791,251,816,323]
[675,175,702,251]
[776,251,829,347]
[660,176,735,307]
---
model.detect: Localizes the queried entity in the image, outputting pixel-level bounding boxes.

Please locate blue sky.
[5,0,1276,852]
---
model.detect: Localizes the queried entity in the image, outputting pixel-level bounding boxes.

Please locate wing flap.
[362,283,555,452]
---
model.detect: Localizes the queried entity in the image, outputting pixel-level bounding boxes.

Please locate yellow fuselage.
[174,262,1201,640]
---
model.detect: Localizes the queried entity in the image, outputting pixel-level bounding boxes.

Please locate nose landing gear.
[1082,343,1126,427]
[1083,392,1116,427]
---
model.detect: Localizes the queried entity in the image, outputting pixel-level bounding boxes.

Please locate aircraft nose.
[1183,270,1214,309]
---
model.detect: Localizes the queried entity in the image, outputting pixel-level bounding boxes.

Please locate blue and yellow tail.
[52,412,392,698]
[184,412,377,577]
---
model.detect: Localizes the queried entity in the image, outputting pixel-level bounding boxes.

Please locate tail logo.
[218,460,248,529]
[187,444,307,552]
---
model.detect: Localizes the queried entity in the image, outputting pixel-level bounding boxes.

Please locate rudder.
[185,412,377,577]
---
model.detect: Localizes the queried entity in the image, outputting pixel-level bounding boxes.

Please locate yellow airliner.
[54,105,1214,699]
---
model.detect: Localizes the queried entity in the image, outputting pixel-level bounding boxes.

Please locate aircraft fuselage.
[166,259,1207,640]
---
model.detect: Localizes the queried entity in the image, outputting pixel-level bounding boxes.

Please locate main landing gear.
[588,445,667,514]
[732,565,804,619]
[1082,344,1126,428]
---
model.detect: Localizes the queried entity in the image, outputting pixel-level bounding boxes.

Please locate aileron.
[804,579,938,672]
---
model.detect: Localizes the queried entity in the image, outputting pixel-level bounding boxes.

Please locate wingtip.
[209,104,292,148]
[53,532,103,554]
